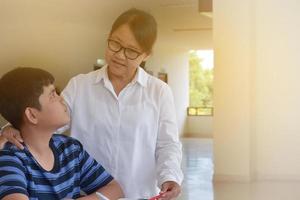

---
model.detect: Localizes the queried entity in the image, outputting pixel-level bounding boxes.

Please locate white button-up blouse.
[61,65,183,198]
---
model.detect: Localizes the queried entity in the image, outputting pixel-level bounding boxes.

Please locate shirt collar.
[94,64,109,84]
[94,64,148,88]
[134,66,148,88]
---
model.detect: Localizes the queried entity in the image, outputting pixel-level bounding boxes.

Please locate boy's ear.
[24,107,39,125]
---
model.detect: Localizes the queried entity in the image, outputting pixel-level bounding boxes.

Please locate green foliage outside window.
[189,50,213,115]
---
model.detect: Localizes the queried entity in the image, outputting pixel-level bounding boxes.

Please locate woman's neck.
[107,68,137,96]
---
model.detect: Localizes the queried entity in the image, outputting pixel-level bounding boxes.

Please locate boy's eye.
[55,87,61,95]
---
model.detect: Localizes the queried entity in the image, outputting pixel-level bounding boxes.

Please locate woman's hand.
[159,181,181,200]
[0,134,8,149]
[1,125,24,149]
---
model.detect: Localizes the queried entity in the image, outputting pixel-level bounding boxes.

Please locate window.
[188,50,214,116]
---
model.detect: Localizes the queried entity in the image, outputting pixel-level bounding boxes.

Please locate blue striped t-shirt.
[0,134,113,199]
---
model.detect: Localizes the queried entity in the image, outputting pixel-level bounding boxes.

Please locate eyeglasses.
[107,39,142,60]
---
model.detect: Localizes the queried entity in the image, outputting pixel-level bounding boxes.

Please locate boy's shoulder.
[1,142,25,157]
[0,144,26,168]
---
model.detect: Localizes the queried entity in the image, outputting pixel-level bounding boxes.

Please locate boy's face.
[34,84,70,130]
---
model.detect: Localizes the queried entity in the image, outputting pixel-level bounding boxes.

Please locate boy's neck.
[20,126,53,154]
[20,126,56,171]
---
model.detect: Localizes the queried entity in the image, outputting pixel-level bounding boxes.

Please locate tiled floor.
[179,138,300,200]
[179,138,214,200]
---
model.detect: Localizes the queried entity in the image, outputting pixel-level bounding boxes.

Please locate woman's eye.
[127,49,139,55]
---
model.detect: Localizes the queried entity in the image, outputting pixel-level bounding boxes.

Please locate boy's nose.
[59,96,66,105]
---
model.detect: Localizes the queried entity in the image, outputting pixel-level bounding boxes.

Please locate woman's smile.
[112,59,127,68]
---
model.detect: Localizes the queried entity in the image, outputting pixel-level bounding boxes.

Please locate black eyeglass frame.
[107,39,143,60]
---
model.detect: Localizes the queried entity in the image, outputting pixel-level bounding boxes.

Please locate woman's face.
[105,24,149,80]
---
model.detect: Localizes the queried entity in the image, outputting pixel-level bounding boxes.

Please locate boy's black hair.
[0,67,54,129]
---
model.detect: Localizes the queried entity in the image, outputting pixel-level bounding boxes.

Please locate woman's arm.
[155,85,183,199]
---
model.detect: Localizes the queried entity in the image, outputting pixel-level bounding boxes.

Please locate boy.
[0,67,124,200]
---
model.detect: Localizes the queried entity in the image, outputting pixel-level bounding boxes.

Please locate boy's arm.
[76,141,124,200]
[0,152,29,200]
[76,180,123,200]
[96,180,123,200]
[3,194,29,200]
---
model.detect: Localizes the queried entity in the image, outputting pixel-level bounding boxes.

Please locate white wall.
[0,0,148,87]
[147,7,213,136]
[186,116,213,138]
[254,0,300,180]
[0,1,213,137]
[214,0,300,181]
[213,0,252,181]
[0,116,6,127]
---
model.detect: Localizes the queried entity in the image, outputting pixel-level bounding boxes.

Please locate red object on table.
[149,193,164,200]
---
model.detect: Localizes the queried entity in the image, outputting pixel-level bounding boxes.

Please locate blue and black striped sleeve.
[76,141,113,194]
[0,151,28,199]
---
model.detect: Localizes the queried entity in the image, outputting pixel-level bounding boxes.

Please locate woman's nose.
[114,48,126,60]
